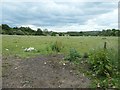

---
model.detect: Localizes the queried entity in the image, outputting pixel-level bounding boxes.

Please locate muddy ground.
[2,54,91,88]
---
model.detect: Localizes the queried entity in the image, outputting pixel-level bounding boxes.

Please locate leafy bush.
[100,78,119,88]
[50,41,63,52]
[89,49,113,77]
[65,48,81,62]
[88,48,119,88]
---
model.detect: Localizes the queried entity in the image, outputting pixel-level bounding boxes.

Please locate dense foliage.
[88,48,119,88]
[1,24,120,36]
[65,48,81,62]
[89,49,113,77]
[64,47,119,88]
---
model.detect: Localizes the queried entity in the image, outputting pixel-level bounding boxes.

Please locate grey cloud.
[1,1,117,30]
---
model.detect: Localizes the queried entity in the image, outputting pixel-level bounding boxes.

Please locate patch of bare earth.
[2,54,91,88]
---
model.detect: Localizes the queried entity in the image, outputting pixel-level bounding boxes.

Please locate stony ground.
[2,54,91,88]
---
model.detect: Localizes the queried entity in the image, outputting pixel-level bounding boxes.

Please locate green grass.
[2,35,118,58]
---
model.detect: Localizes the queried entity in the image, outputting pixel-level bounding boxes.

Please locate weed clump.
[88,48,119,88]
[50,40,63,52]
[89,49,113,77]
[65,48,81,62]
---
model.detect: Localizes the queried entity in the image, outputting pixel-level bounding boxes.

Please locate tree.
[58,33,64,36]
[0,25,2,34]
[2,24,12,34]
[43,29,49,36]
[35,28,43,35]
[51,32,56,36]
[2,24,11,30]
[79,31,83,36]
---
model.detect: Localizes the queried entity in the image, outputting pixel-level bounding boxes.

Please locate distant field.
[2,35,118,58]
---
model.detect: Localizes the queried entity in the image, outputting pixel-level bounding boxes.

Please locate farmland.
[2,35,118,57]
[2,35,119,88]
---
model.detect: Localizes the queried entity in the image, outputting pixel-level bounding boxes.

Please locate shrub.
[89,49,113,77]
[50,41,63,52]
[88,48,119,88]
[65,48,81,62]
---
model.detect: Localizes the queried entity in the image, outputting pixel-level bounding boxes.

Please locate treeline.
[67,30,120,36]
[0,24,120,36]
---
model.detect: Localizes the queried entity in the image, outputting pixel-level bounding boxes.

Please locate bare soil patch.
[2,54,91,88]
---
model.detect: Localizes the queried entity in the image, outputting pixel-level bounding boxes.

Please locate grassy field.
[2,35,118,58]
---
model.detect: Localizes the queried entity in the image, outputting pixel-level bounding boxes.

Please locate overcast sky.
[1,0,118,32]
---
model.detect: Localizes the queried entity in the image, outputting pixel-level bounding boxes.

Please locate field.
[2,35,118,57]
[2,35,119,88]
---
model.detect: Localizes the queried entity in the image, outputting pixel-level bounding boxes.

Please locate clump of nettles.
[89,48,119,88]
[89,49,113,77]
[65,48,81,62]
[50,40,63,52]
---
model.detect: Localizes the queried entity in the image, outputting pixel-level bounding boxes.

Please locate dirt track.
[2,54,91,88]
